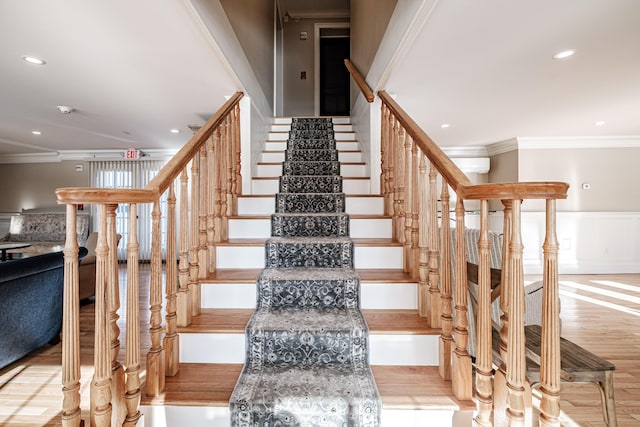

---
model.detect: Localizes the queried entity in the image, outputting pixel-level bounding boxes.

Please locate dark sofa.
[0,248,87,369]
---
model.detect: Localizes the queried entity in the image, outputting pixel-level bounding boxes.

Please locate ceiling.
[0,0,239,158]
[387,0,640,147]
[1,0,639,160]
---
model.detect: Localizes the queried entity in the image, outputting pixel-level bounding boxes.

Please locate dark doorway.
[320,36,350,116]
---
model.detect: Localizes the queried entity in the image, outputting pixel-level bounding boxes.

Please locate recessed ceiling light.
[170,128,180,134]
[32,130,42,135]
[595,120,605,126]
[22,55,46,65]
[440,123,450,129]
[552,49,576,60]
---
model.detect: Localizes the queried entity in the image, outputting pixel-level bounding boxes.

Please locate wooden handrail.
[56,92,244,205]
[344,59,375,103]
[378,90,569,202]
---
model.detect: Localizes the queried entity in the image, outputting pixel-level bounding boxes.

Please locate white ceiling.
[386,0,640,147]
[0,0,239,157]
[1,0,639,159]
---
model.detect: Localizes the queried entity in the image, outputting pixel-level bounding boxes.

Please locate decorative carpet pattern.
[230,118,381,426]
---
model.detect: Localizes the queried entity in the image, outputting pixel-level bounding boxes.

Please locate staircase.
[140,117,475,426]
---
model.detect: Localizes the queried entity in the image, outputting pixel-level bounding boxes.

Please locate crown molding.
[0,149,177,164]
[286,9,350,20]
[486,138,519,156]
[516,136,640,149]
[443,146,488,158]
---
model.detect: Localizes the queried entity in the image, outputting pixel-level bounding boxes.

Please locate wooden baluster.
[164,184,179,376]
[452,198,472,400]
[539,199,561,426]
[214,126,224,243]
[61,205,81,427]
[385,115,395,217]
[123,203,142,426]
[177,168,192,327]
[505,199,526,426]
[475,199,493,427]
[190,156,201,317]
[146,201,166,396]
[391,118,400,240]
[380,104,388,196]
[410,141,420,279]
[198,145,209,280]
[417,154,429,318]
[403,132,412,273]
[219,121,229,241]
[207,136,217,274]
[439,183,453,381]
[494,199,513,427]
[396,125,406,254]
[91,204,112,426]
[234,103,242,206]
[106,204,126,425]
[226,116,234,222]
[428,164,442,328]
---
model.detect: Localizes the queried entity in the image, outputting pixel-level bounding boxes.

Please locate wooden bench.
[467,262,618,426]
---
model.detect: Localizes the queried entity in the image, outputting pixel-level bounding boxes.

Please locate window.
[90,159,168,260]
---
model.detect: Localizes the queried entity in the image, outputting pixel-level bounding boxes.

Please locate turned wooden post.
[417,154,429,318]
[106,204,126,425]
[177,168,192,327]
[402,132,413,274]
[123,203,141,426]
[164,184,180,377]
[214,126,224,243]
[452,198,472,400]
[225,116,234,221]
[475,199,493,427]
[219,121,229,241]
[207,136,217,274]
[189,155,201,317]
[390,117,400,238]
[233,103,242,205]
[395,126,406,246]
[198,145,209,280]
[146,201,166,396]
[428,163,442,328]
[380,104,389,197]
[410,142,420,279]
[439,182,453,381]
[539,199,561,426]
[91,204,113,426]
[61,205,81,427]
[505,199,526,426]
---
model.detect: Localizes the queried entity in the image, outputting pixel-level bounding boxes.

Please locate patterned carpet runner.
[230,118,381,426]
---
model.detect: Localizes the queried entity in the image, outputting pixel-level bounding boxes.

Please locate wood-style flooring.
[1,266,639,426]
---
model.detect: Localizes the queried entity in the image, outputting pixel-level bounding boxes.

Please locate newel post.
[61,204,81,426]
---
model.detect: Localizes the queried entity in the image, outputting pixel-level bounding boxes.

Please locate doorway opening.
[314,24,350,116]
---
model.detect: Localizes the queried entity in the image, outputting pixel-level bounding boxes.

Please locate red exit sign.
[125,149,140,160]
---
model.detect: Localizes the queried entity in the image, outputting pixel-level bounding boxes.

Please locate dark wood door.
[320,37,350,116]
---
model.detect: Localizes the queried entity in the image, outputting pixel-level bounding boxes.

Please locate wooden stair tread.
[206,268,414,283]
[178,309,438,335]
[141,363,474,411]
[228,214,392,220]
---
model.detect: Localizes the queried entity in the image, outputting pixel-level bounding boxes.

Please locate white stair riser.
[269,124,353,133]
[179,333,438,366]
[201,282,417,310]
[267,132,356,141]
[265,141,360,151]
[216,245,403,269]
[237,196,384,215]
[256,163,366,178]
[251,178,371,195]
[272,117,350,125]
[260,151,363,163]
[141,406,472,427]
[228,217,391,239]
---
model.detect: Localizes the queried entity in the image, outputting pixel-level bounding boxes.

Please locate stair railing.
[378,90,568,426]
[56,92,243,427]
[344,59,375,103]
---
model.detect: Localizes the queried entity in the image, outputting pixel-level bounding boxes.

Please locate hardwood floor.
[1,267,639,426]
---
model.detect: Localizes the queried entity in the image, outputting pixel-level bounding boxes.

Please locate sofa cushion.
[2,213,89,246]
